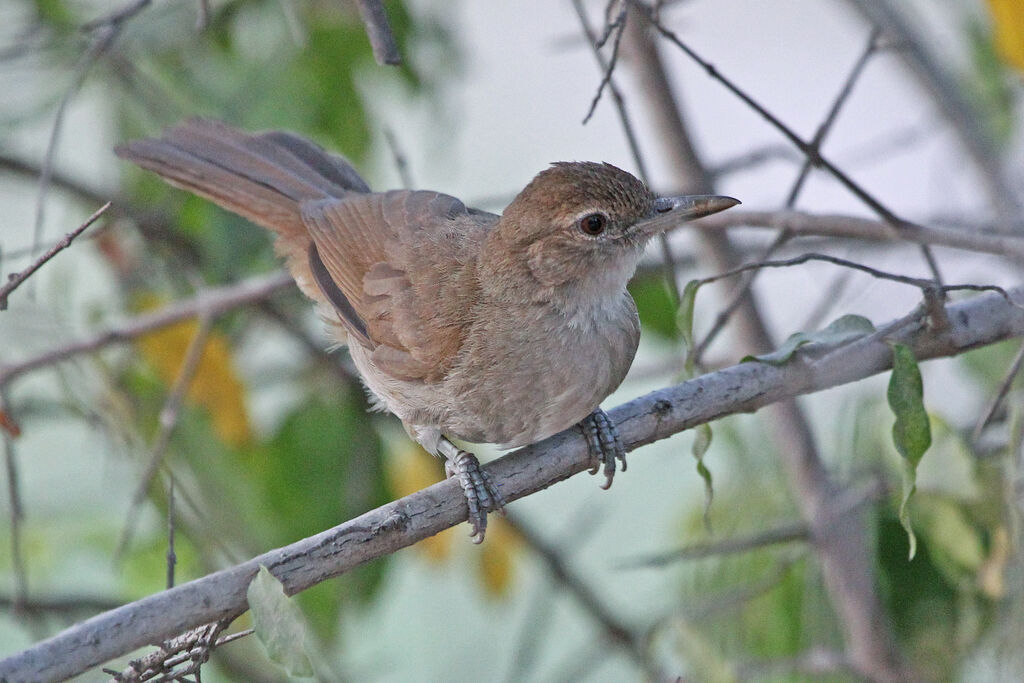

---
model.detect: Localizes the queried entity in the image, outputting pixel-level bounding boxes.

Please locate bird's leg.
[435,436,505,544]
[578,408,626,490]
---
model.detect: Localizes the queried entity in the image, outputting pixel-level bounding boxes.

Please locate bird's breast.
[442,291,641,447]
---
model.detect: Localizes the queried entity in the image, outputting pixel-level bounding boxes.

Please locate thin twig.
[195,0,211,31]
[1,387,27,614]
[972,340,1024,444]
[382,126,412,190]
[503,502,611,683]
[0,271,293,389]
[694,251,1020,307]
[353,0,402,65]
[574,0,680,305]
[580,3,627,125]
[694,209,1024,262]
[166,478,176,590]
[0,202,110,310]
[30,26,120,293]
[641,5,947,289]
[503,511,662,679]
[118,316,215,559]
[620,479,882,568]
[620,522,808,569]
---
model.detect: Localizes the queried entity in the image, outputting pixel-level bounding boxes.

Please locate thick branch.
[3,287,1022,682]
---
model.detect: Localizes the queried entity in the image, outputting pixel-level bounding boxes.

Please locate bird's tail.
[115,118,370,243]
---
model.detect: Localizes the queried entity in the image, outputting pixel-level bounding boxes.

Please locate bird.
[116,118,739,542]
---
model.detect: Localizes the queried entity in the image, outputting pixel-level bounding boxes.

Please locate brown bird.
[116,119,738,542]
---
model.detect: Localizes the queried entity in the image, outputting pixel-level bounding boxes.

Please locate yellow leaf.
[988,0,1024,73]
[135,296,252,447]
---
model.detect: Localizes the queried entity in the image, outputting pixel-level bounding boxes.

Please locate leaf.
[743,314,875,365]
[247,566,314,678]
[987,0,1024,73]
[134,295,252,448]
[629,275,681,340]
[887,343,932,560]
[678,280,714,518]
[678,279,702,376]
[692,423,714,531]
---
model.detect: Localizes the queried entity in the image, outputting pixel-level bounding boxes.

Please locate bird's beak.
[633,195,740,237]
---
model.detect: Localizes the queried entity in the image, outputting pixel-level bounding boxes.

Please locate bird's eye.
[578,213,607,236]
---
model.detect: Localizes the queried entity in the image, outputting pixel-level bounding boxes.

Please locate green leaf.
[629,275,681,340]
[678,279,702,377]
[887,343,932,559]
[692,423,714,531]
[677,280,714,519]
[743,314,875,365]
[248,566,315,678]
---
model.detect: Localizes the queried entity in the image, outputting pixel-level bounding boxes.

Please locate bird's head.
[482,162,738,301]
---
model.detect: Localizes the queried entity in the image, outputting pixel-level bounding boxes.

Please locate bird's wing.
[300,190,494,382]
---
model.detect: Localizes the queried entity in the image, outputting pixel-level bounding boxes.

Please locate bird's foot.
[439,440,505,544]
[579,408,626,490]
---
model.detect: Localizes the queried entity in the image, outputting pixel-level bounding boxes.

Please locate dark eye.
[578,213,607,236]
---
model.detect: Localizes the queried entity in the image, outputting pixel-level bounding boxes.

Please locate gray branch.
[353,0,402,65]
[2,286,1022,682]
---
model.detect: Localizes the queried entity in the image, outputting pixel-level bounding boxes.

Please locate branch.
[352,0,402,65]
[696,209,1024,261]
[0,271,293,388]
[3,287,1022,681]
[0,202,110,310]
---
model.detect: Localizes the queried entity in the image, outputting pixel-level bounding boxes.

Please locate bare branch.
[118,316,214,559]
[0,202,110,310]
[1,388,27,615]
[972,340,1024,444]
[841,0,1022,229]
[696,209,1024,261]
[353,0,402,66]
[505,512,662,678]
[3,286,1022,682]
[0,271,293,389]
[695,252,1020,304]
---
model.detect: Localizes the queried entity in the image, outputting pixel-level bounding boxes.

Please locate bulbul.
[116,119,738,542]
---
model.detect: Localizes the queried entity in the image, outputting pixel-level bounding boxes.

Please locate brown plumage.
[116,118,739,541]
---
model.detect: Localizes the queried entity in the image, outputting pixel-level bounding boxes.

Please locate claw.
[443,448,505,544]
[578,408,627,489]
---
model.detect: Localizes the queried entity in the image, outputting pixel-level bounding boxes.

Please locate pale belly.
[348,294,640,449]
[433,295,639,447]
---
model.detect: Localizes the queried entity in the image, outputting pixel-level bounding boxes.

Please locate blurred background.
[1,0,1023,680]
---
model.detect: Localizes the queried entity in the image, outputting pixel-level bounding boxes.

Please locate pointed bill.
[632,195,740,237]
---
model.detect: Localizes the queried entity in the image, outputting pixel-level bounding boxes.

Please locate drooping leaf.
[247,565,314,678]
[677,279,714,516]
[692,423,714,531]
[887,343,932,559]
[678,279,702,376]
[743,314,875,365]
